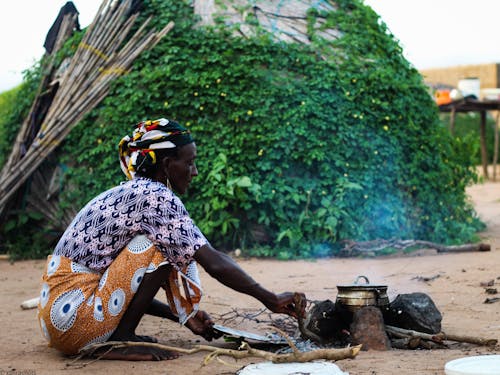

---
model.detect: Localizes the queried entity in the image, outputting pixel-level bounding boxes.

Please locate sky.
[1,0,500,92]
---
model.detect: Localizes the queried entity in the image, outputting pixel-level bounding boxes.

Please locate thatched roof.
[194,0,341,44]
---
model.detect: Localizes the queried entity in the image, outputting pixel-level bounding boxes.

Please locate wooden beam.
[449,108,456,135]
[494,111,499,181]
[480,110,488,179]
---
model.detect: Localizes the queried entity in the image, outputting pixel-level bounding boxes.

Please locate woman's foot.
[109,331,157,343]
[136,335,158,343]
[93,345,179,361]
[96,332,176,361]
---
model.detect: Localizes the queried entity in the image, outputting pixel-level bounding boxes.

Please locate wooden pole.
[480,110,489,179]
[449,108,456,136]
[493,110,499,181]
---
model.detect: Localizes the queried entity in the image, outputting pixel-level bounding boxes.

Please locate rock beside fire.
[305,300,337,338]
[384,293,442,334]
[304,300,350,345]
[350,306,391,351]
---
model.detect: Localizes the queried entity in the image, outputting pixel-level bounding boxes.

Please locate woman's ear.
[162,155,173,179]
[152,155,170,183]
[160,155,171,169]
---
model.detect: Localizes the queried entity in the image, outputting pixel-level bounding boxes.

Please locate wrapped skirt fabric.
[37,235,202,355]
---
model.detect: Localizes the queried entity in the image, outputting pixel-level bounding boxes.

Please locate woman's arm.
[147,298,178,321]
[193,244,301,317]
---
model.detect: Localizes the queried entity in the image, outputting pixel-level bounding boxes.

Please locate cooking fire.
[215,275,497,353]
[294,276,497,351]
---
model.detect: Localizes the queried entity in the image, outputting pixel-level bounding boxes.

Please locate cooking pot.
[335,275,390,313]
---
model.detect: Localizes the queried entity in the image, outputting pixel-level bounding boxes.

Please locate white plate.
[445,355,500,375]
[237,361,349,375]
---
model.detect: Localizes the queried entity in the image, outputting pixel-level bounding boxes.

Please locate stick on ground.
[73,340,361,367]
[386,325,498,347]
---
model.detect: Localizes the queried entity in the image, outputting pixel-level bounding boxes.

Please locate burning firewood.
[386,325,498,348]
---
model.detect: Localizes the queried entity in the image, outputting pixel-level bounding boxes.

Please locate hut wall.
[420,63,500,91]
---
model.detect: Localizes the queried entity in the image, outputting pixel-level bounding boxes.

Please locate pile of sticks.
[0,0,174,212]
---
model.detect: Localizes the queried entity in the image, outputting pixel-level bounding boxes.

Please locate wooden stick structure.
[1,13,78,176]
[0,0,174,212]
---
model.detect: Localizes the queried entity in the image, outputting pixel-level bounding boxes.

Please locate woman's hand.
[194,245,307,321]
[264,292,307,319]
[185,310,222,341]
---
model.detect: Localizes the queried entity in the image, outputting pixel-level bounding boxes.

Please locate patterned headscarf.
[119,118,193,179]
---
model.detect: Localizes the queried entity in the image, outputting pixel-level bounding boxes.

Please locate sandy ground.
[1,181,499,375]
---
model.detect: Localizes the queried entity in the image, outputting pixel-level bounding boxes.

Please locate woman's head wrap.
[119,118,193,179]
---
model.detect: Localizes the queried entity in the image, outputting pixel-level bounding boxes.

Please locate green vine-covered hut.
[0,0,484,259]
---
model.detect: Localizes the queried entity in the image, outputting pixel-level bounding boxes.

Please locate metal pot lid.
[337,275,387,289]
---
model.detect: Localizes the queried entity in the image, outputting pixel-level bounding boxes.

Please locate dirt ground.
[1,180,499,375]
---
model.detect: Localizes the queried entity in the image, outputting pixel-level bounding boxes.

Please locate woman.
[37,118,304,361]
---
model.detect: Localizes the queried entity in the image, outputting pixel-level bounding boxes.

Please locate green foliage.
[0,86,22,116]
[1,0,486,259]
[440,112,498,166]
[1,210,56,260]
[52,29,85,68]
[0,86,21,168]
[0,63,43,169]
[194,152,260,246]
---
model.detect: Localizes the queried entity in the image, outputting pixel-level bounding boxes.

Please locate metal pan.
[212,324,287,344]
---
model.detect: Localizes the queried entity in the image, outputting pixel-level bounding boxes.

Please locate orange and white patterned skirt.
[37,235,202,355]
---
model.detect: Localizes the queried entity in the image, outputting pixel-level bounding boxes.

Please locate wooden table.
[439,97,500,180]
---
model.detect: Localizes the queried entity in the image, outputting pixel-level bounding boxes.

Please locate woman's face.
[163,142,198,194]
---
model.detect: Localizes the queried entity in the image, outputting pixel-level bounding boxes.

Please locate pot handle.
[354,275,370,285]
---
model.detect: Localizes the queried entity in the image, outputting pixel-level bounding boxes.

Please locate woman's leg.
[103,264,180,360]
[147,298,179,321]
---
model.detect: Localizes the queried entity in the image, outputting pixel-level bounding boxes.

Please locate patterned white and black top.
[53,177,208,273]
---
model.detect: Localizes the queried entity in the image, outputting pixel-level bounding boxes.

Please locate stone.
[304,300,350,345]
[384,293,442,334]
[350,306,391,351]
